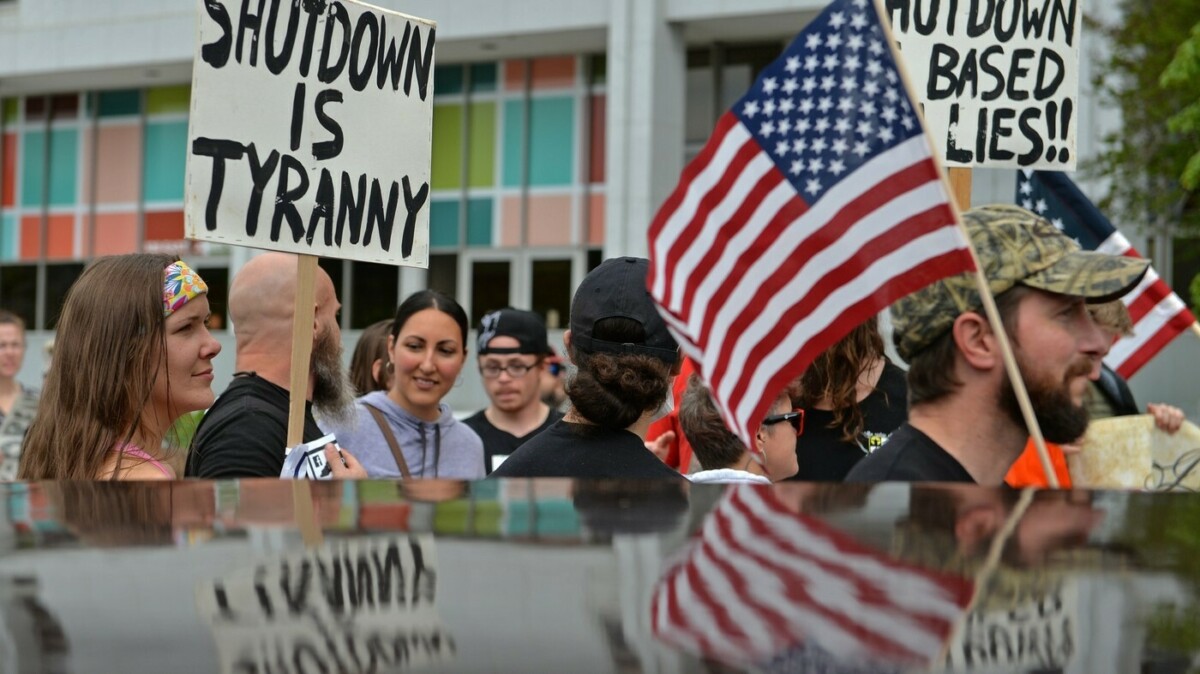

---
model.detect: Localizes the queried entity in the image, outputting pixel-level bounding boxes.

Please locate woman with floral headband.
[18,255,222,480]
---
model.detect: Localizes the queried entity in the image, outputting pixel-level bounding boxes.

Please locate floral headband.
[163,260,208,317]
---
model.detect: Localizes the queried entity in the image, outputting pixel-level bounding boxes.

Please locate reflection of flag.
[1017,170,1197,378]
[650,486,973,668]
[647,0,974,446]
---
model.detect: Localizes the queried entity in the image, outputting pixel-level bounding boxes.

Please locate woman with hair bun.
[492,257,683,479]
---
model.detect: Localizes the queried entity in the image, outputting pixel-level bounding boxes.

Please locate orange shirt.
[646,358,697,472]
[1005,438,1072,488]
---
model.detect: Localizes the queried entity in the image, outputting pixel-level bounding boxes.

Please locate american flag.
[646,0,975,446]
[1017,170,1198,379]
[650,485,974,669]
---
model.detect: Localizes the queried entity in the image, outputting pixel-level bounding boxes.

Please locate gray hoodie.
[321,391,485,479]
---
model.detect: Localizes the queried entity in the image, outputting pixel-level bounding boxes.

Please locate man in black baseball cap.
[464,308,564,473]
[492,257,684,479]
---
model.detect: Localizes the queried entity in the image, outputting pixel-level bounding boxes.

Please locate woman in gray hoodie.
[323,290,484,479]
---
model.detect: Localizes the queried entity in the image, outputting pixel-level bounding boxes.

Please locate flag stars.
[824,54,841,70]
[821,76,836,91]
[853,140,871,156]
[885,69,899,84]
[796,118,812,134]
[869,40,884,56]
[805,55,820,72]
[802,76,818,93]
[852,0,868,7]
[1019,180,1033,195]
[863,81,880,97]
[806,33,823,50]
[778,118,793,134]
[1052,218,1065,230]
[759,120,776,137]
[857,120,874,136]
[785,55,801,74]
[809,158,825,173]
[793,138,809,154]
[783,77,799,95]
[779,98,796,114]
[847,34,865,51]
[880,107,898,123]
[811,137,829,153]
[764,99,778,116]
[831,138,849,154]
[742,100,760,118]
[829,12,846,28]
[790,159,804,175]
[859,100,877,116]
[806,178,822,194]
[877,127,894,143]
[1035,199,1048,214]
[834,118,851,134]
[838,98,855,114]
[841,76,857,92]
[818,97,834,113]
[884,87,899,103]
[1022,198,1034,209]
[826,33,844,50]
[800,98,815,114]
[775,140,790,156]
[866,59,882,77]
[763,77,779,95]
[901,115,915,130]
[829,159,846,175]
[845,55,861,71]
[851,13,868,30]
[815,118,830,134]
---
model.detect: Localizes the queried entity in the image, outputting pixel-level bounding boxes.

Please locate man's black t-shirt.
[490,421,683,479]
[792,361,908,481]
[463,407,564,474]
[186,373,324,479]
[843,422,975,483]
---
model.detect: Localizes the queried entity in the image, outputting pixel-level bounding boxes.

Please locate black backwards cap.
[477,308,549,355]
[569,257,679,364]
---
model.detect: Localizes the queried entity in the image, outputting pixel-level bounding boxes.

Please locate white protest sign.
[185,0,434,266]
[196,535,455,673]
[887,0,1080,169]
[946,578,1077,671]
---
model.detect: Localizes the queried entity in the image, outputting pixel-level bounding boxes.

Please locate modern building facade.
[1,0,1195,413]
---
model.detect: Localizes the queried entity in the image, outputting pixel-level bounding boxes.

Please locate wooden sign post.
[184,0,438,532]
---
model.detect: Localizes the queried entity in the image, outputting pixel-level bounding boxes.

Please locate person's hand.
[325,444,368,479]
[1147,403,1186,435]
[645,431,675,463]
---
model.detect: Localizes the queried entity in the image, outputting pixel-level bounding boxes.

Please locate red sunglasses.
[763,409,804,436]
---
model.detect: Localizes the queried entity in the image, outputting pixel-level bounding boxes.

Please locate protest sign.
[886,0,1080,169]
[196,535,455,673]
[185,0,435,266]
[946,578,1077,671]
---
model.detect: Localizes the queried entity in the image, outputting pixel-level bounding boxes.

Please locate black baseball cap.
[569,257,679,364]
[477,308,549,355]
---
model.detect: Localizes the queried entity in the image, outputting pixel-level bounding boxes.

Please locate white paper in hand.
[280,433,338,479]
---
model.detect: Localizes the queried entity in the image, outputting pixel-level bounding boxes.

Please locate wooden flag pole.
[288,254,323,548]
[1192,323,1200,341]
[872,0,1059,487]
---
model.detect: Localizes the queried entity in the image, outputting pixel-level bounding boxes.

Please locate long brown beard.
[311,326,356,426]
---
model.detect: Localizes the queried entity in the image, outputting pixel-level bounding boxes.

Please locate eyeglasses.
[762,409,804,436]
[547,361,564,377]
[480,361,538,379]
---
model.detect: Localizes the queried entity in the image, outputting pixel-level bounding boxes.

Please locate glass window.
[350,261,399,329]
[428,254,458,301]
[196,267,229,331]
[318,258,345,318]
[44,263,85,329]
[470,260,510,325]
[0,265,36,327]
[531,259,571,330]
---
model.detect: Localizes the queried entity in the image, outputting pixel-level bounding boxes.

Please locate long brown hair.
[19,254,178,480]
[794,316,886,443]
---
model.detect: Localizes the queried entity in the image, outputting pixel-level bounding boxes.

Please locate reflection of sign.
[888,0,1080,168]
[947,579,1076,671]
[185,0,435,266]
[197,535,454,673]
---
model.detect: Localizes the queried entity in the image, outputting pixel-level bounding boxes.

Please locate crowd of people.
[0,205,1191,485]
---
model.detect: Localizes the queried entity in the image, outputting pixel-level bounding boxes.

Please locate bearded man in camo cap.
[846,205,1149,485]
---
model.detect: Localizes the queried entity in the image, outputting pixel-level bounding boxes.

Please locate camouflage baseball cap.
[891,204,1149,361]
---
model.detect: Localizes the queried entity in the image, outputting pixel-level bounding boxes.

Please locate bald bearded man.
[187,253,358,478]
